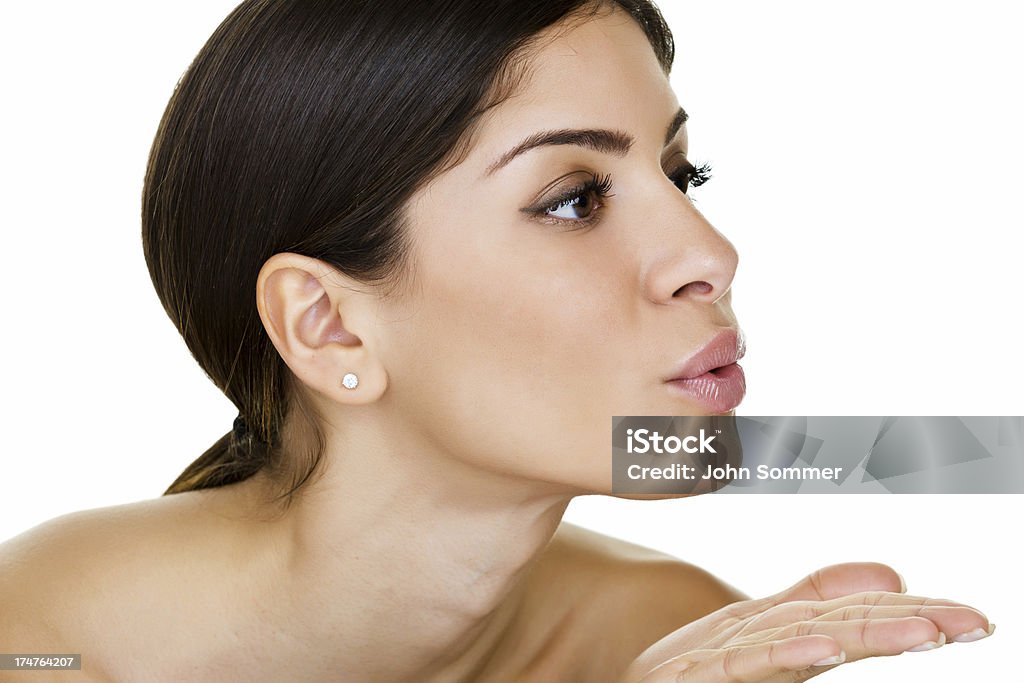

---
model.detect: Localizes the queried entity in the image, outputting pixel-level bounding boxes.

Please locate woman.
[0,1,994,680]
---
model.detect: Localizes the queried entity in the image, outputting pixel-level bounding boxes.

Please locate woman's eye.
[533,173,614,223]
[669,160,713,194]
[545,192,597,219]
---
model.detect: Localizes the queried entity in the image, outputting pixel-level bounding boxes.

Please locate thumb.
[772,562,906,604]
[722,562,906,623]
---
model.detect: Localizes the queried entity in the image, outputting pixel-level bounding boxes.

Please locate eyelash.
[529,161,713,227]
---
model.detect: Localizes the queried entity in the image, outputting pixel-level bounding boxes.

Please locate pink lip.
[664,328,747,413]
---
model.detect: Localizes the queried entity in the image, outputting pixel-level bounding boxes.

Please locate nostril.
[674,281,713,297]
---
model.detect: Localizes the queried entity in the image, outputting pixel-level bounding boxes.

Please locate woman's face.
[375,7,741,493]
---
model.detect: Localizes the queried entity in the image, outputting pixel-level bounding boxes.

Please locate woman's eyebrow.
[484,106,688,177]
[664,106,689,145]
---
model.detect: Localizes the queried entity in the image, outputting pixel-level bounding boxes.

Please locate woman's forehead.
[462,10,680,170]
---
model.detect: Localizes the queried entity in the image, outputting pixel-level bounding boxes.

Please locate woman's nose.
[642,200,738,306]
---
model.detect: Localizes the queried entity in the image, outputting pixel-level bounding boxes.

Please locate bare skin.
[1,485,743,682]
[0,489,993,682]
[0,6,993,682]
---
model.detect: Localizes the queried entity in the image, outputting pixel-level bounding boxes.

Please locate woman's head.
[145,0,740,505]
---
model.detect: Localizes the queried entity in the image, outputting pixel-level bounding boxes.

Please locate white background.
[1,2,1021,681]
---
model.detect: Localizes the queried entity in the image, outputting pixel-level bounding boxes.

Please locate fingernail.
[897,572,907,593]
[812,651,846,667]
[953,624,996,643]
[906,632,946,652]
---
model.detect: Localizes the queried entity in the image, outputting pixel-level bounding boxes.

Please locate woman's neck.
[216,429,574,681]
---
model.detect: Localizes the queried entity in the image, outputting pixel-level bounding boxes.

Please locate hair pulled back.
[144,0,674,505]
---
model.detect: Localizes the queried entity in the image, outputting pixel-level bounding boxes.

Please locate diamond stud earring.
[341,373,359,390]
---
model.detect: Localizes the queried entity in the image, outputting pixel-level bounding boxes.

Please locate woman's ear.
[256,252,387,404]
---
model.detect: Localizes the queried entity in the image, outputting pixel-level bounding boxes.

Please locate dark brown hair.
[144,0,674,507]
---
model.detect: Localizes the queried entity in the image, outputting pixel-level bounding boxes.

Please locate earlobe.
[256,252,387,404]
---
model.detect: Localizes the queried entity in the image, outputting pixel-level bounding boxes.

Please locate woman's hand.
[621,562,993,682]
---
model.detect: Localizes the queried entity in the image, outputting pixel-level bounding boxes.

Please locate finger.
[721,563,905,622]
[639,636,843,683]
[811,604,989,642]
[720,565,905,626]
[739,592,986,635]
[764,616,945,661]
[772,563,905,604]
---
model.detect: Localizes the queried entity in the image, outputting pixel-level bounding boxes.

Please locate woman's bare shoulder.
[521,521,748,681]
[548,521,747,608]
[0,486,255,588]
[0,493,233,678]
[2,500,155,589]
[1,494,207,584]
[0,497,183,611]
